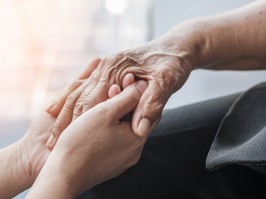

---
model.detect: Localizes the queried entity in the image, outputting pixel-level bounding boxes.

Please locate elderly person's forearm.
[164,0,266,70]
[48,0,266,138]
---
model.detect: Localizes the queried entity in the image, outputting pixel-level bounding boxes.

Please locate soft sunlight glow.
[0,0,150,121]
[105,0,128,15]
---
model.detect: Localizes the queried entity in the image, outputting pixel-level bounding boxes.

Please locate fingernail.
[46,102,58,114]
[46,102,55,112]
[136,81,148,93]
[138,118,152,137]
[46,134,55,150]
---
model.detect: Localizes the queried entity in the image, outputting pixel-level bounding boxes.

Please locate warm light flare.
[0,0,64,120]
[0,0,151,122]
[105,0,128,15]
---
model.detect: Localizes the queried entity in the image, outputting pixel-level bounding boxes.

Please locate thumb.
[132,82,165,137]
[105,81,148,121]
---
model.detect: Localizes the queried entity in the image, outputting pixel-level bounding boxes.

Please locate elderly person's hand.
[26,81,148,199]
[47,0,266,138]
[47,22,200,137]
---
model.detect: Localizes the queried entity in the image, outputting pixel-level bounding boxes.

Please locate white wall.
[153,0,266,108]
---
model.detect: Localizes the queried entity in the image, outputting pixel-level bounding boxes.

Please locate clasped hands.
[24,60,150,198]
[22,35,193,198]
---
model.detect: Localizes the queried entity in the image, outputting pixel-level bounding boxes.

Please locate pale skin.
[1,1,266,198]
[0,59,102,199]
[47,0,266,142]
[26,80,147,199]
[0,59,129,198]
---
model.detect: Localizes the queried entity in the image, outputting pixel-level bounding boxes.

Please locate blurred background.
[0,0,265,198]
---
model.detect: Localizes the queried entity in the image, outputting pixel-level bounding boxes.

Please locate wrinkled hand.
[19,58,101,183]
[27,81,148,198]
[48,35,195,137]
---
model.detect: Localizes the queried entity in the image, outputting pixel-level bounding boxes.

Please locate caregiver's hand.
[0,58,100,199]
[26,81,148,199]
[23,58,101,179]
[48,21,200,137]
[45,58,101,150]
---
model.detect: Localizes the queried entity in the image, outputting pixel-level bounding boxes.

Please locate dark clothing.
[79,83,266,199]
[207,83,266,174]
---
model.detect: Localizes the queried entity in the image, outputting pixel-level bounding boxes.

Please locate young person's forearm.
[26,173,75,199]
[26,152,77,199]
[0,141,31,199]
[165,0,266,71]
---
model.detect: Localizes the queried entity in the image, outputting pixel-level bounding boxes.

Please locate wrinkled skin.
[48,34,196,137]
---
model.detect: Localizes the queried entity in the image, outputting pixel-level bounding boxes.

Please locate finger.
[46,82,88,150]
[122,73,135,89]
[108,84,121,98]
[45,79,85,117]
[72,80,109,121]
[46,58,101,116]
[132,82,165,137]
[105,80,148,121]
[76,73,135,119]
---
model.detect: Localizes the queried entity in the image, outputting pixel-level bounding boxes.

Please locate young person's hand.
[0,58,101,199]
[26,80,148,199]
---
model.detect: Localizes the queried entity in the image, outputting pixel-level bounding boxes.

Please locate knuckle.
[154,66,178,93]
[143,82,168,112]
[82,104,90,113]
[144,99,163,120]
[147,92,164,109]
[62,104,73,116]
[72,114,78,121]
[66,92,78,105]
[73,103,83,118]
[102,53,138,85]
[84,90,97,106]
[74,98,83,109]
[80,93,100,112]
[154,71,168,88]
